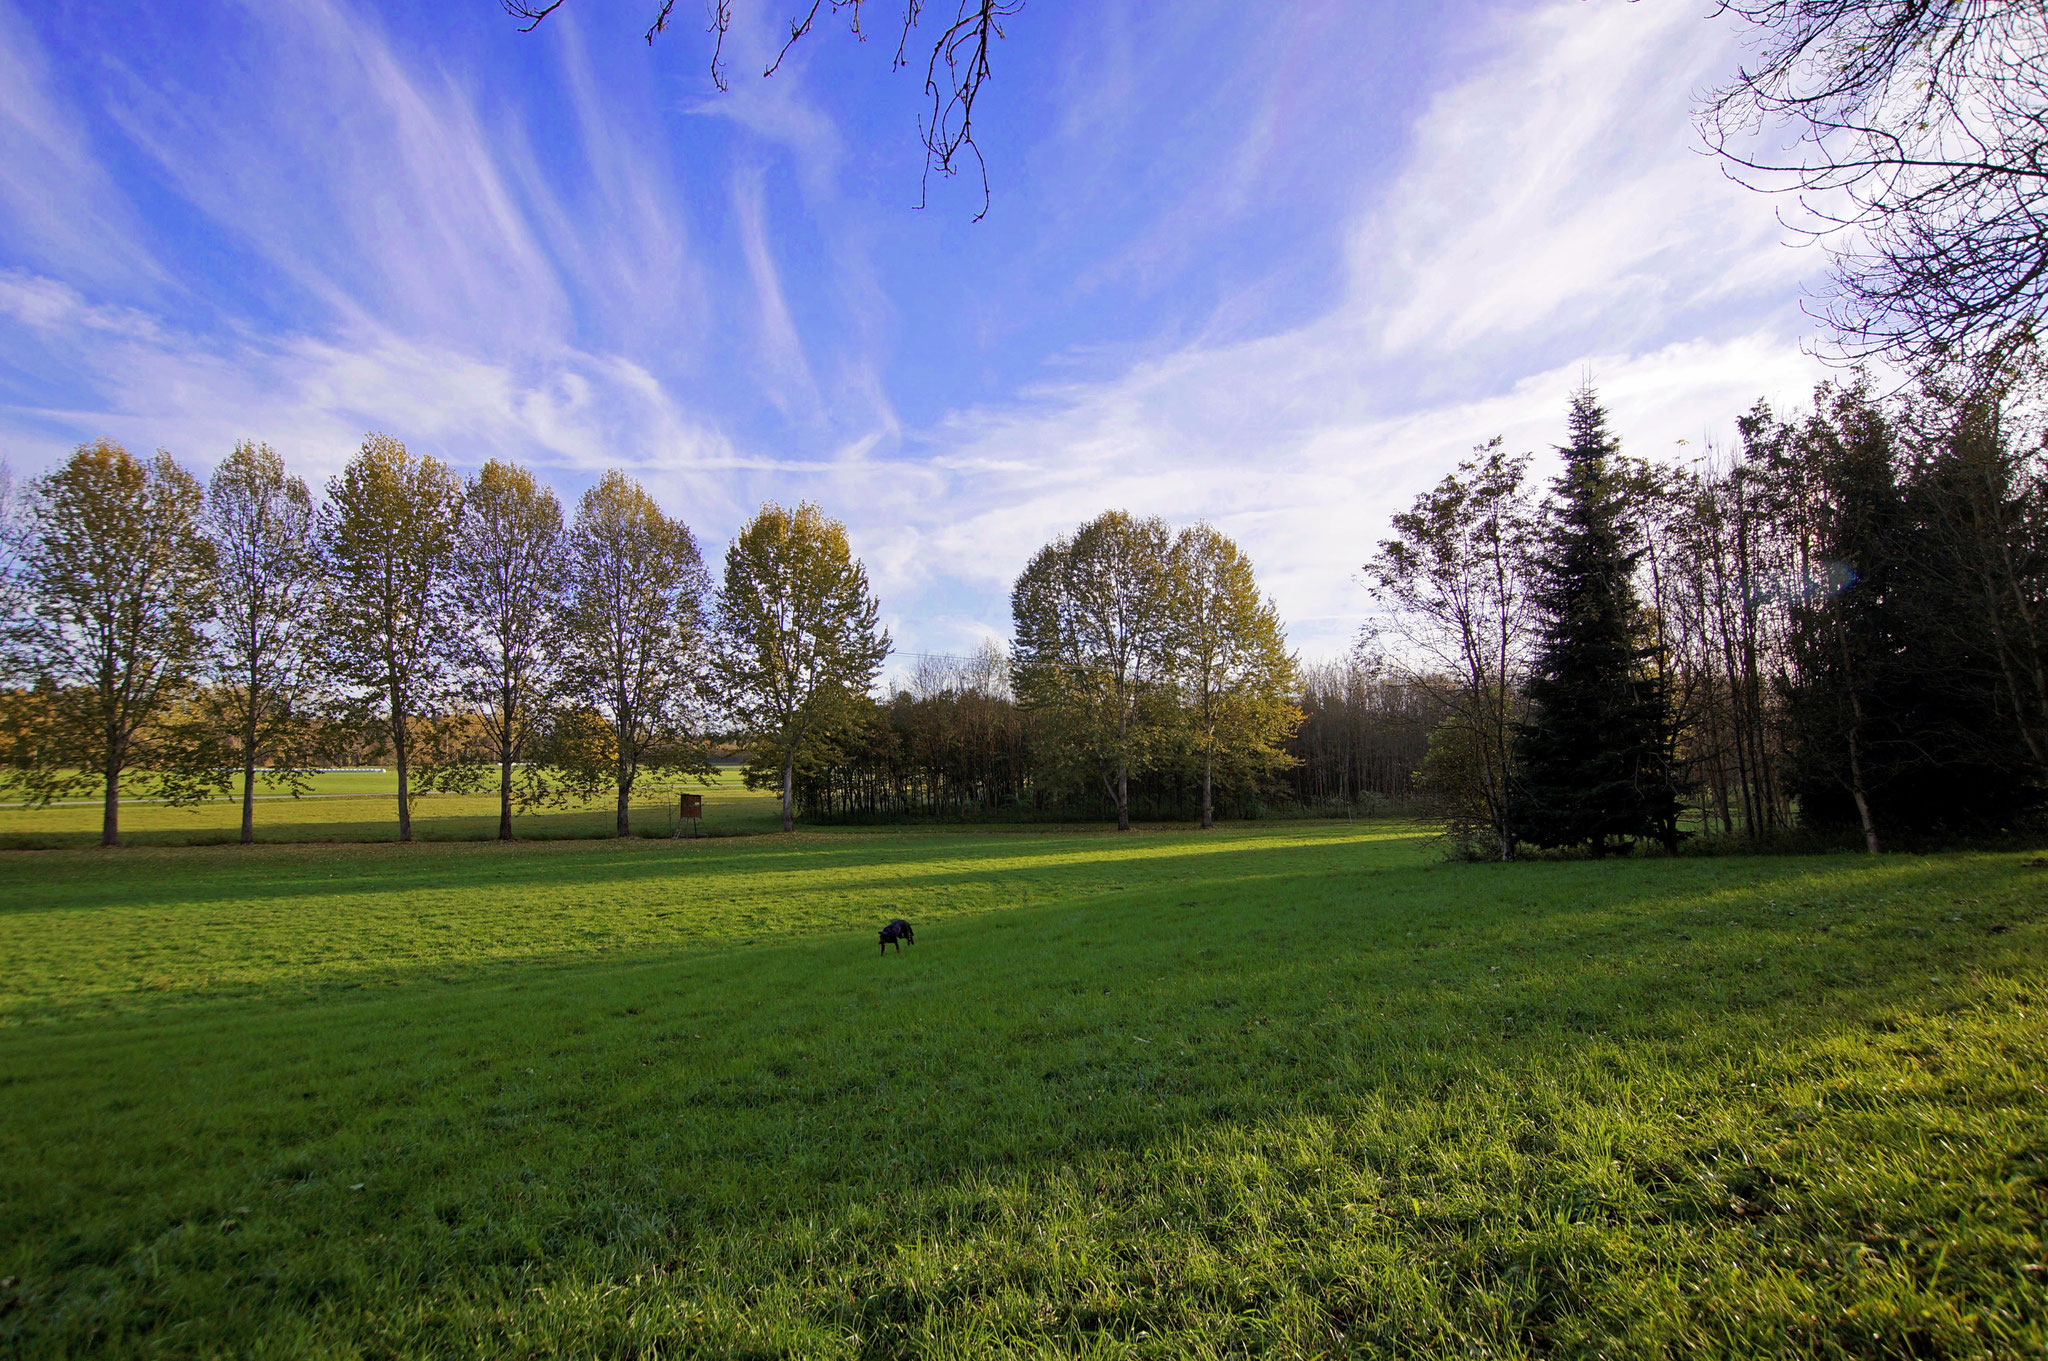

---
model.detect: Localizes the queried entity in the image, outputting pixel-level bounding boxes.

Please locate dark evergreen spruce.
[1781,378,2043,845]
[1777,381,1900,851]
[1513,387,1682,855]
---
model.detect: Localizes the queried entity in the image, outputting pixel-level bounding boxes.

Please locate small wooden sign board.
[675,791,704,837]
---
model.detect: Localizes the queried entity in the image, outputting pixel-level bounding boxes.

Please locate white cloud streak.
[0,0,1835,667]
[0,1,162,287]
[829,0,1832,658]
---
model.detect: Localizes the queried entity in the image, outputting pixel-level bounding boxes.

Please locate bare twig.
[1701,1,2048,367]
[514,0,1019,217]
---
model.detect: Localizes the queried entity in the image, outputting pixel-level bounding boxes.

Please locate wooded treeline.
[795,513,1313,825]
[0,438,890,845]
[0,442,1354,842]
[4,347,2042,852]
[1371,357,2048,857]
[791,650,1430,825]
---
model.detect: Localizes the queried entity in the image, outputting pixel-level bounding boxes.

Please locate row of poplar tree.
[7,356,2040,853]
[0,436,892,845]
[1368,359,2048,858]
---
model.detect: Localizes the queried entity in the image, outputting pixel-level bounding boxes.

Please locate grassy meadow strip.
[0,824,2044,1356]
[0,768,787,849]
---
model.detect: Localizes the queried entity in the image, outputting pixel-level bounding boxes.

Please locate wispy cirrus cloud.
[0,269,743,495]
[0,1,163,287]
[0,0,1832,665]
[842,0,1830,658]
[731,166,820,419]
[0,0,742,499]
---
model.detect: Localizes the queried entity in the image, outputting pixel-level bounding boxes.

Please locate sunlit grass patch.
[0,766,787,848]
[1,825,2043,1356]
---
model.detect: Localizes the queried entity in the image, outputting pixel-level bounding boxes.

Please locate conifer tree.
[1776,373,2043,846]
[1513,388,1682,855]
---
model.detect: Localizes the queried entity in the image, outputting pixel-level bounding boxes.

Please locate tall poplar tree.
[1011,511,1176,831]
[204,441,325,843]
[9,440,214,846]
[556,471,711,836]
[1169,523,1299,829]
[716,502,891,834]
[448,461,565,840]
[321,434,464,843]
[1513,389,1682,856]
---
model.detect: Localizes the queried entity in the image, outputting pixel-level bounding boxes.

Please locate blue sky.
[0,0,1829,666]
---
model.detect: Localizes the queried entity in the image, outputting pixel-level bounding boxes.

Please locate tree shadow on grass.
[0,820,1428,916]
[4,846,2046,1354]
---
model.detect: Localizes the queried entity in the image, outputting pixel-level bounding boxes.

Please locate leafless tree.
[1365,439,1538,858]
[505,0,1020,217]
[1285,658,1433,810]
[1703,0,2048,366]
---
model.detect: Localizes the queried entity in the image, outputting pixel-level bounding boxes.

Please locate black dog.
[879,918,914,955]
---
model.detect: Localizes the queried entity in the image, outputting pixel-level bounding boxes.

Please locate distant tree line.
[0,440,1417,842]
[1370,356,2048,858]
[789,648,1433,825]
[7,345,2042,853]
[790,514,1439,827]
[0,436,886,846]
[793,513,1310,825]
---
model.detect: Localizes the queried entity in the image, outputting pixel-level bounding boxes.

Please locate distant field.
[0,767,784,847]
[2,823,2045,1357]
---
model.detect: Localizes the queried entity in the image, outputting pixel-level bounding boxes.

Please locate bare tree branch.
[513,0,1018,218]
[1703,0,2048,369]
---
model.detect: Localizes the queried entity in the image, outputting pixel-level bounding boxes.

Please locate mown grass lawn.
[1,823,2044,1358]
[0,767,786,849]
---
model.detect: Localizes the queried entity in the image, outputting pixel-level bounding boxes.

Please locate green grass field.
[3,823,2045,1358]
[0,767,785,849]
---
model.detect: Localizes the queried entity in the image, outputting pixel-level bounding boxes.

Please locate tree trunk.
[241,751,257,844]
[1834,611,1880,855]
[616,760,633,838]
[498,747,513,841]
[782,752,796,834]
[1116,760,1130,832]
[1201,741,1214,830]
[391,686,412,843]
[101,746,120,848]
[1845,703,1881,855]
[498,679,517,840]
[243,641,260,844]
